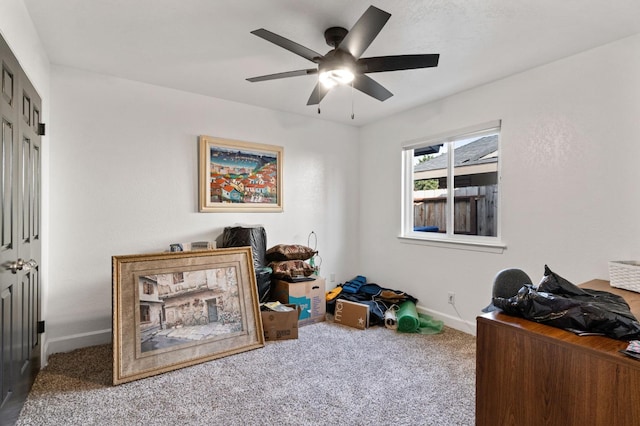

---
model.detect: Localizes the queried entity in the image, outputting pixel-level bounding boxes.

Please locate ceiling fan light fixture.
[319,67,354,88]
[247,6,440,106]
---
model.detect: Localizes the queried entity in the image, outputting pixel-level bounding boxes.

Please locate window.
[143,282,154,295]
[401,121,503,249]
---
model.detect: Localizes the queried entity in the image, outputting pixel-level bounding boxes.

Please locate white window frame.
[400,120,505,253]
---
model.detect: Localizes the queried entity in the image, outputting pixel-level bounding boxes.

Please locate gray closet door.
[0,33,43,425]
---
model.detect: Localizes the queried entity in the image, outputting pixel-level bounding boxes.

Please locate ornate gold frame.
[112,248,264,385]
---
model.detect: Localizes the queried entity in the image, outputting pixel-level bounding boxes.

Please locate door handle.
[8,258,25,274]
[23,259,38,271]
[6,258,38,274]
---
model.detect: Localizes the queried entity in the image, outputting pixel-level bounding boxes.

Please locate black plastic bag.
[493,265,640,340]
[220,226,271,302]
[255,266,272,302]
[220,226,267,270]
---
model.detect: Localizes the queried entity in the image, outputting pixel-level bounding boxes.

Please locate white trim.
[401,120,502,150]
[416,304,477,336]
[446,139,454,235]
[398,235,505,253]
[43,329,111,365]
[400,150,414,235]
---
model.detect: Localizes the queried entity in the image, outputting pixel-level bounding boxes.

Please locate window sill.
[398,234,506,254]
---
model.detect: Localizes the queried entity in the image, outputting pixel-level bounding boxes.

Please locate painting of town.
[138,266,243,353]
[199,136,283,212]
[113,248,264,385]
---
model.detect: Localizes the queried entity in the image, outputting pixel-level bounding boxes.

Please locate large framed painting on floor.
[112,247,264,385]
[198,135,283,212]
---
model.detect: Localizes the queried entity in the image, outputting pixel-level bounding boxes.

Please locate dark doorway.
[207,299,218,323]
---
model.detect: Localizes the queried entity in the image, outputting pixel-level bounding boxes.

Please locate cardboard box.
[261,304,301,341]
[334,299,369,330]
[271,276,326,326]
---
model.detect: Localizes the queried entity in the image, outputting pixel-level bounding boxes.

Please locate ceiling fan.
[246,5,440,106]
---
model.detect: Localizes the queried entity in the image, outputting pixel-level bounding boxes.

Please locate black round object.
[324,27,348,47]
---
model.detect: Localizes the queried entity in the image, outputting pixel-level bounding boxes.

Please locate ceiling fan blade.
[306,83,330,105]
[338,6,391,59]
[251,29,323,63]
[358,54,440,73]
[247,69,318,82]
[353,74,393,102]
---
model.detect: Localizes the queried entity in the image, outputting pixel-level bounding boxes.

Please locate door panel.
[20,273,30,372]
[1,120,13,250]
[31,145,40,240]
[21,136,31,244]
[1,287,12,407]
[0,32,42,425]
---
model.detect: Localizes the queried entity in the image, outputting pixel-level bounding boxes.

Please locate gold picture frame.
[199,135,283,212]
[112,248,264,385]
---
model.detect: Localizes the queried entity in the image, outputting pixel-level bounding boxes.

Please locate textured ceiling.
[23,0,640,126]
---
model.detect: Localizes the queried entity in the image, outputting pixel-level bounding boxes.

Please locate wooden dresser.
[476,280,640,426]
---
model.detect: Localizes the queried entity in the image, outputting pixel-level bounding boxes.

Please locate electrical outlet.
[448,292,456,305]
[330,273,335,283]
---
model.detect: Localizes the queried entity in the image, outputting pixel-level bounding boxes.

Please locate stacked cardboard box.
[261,304,301,341]
[271,276,326,326]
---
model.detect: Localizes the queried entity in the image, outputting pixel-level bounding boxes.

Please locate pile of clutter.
[215,225,442,335]
[219,226,322,301]
[327,275,443,334]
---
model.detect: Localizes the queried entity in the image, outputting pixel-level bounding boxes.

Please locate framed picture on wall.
[198,135,283,212]
[112,247,264,385]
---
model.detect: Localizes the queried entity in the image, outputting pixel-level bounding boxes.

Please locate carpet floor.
[17,320,476,425]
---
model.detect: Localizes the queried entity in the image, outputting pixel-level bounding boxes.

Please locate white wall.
[358,34,640,333]
[0,0,50,94]
[47,65,359,355]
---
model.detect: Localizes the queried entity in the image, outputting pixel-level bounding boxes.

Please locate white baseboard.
[38,307,473,365]
[43,329,112,365]
[416,304,477,336]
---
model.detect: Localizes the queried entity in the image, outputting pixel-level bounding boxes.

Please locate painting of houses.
[200,136,283,212]
[209,148,278,204]
[138,266,243,353]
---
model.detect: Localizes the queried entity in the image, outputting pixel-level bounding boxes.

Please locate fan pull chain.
[351,80,355,120]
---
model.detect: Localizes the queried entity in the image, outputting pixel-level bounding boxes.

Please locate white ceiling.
[23,0,640,126]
